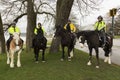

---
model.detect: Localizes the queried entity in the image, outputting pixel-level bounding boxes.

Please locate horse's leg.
[61,46,65,61]
[70,47,74,58]
[34,48,39,63]
[68,48,71,61]
[104,49,111,64]
[17,49,22,67]
[94,47,99,68]
[10,50,14,68]
[42,49,45,62]
[87,47,92,66]
[7,51,10,64]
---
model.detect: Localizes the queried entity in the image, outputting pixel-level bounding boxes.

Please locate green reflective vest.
[8,26,20,35]
[94,21,106,32]
[34,27,45,35]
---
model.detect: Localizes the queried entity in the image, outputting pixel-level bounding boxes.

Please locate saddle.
[98,33,110,47]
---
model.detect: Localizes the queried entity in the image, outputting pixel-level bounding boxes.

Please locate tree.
[0,0,55,51]
[50,0,102,53]
[49,0,74,53]
[26,0,36,51]
[0,13,6,53]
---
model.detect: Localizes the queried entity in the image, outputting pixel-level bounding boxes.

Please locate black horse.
[76,30,113,68]
[33,28,47,63]
[55,26,76,61]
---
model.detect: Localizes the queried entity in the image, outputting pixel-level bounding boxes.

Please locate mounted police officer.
[64,20,77,44]
[64,20,76,33]
[34,22,45,35]
[94,15,107,48]
[6,22,23,50]
[31,22,45,48]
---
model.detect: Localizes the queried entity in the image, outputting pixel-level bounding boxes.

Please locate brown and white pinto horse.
[7,32,23,68]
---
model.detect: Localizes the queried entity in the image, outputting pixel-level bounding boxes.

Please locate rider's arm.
[64,24,67,30]
[34,28,37,35]
[8,27,14,35]
[70,23,76,32]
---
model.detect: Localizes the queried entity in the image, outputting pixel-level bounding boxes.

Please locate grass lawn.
[0,48,120,80]
[114,35,120,39]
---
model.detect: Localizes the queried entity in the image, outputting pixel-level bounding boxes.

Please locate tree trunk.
[26,0,36,51]
[0,13,6,53]
[49,0,74,53]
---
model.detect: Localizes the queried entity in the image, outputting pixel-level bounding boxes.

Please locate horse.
[33,28,47,63]
[76,30,113,68]
[55,26,76,61]
[7,32,23,68]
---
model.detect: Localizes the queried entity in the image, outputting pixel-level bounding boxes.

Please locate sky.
[83,0,120,26]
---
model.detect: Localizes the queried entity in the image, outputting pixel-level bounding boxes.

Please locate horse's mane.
[79,30,98,36]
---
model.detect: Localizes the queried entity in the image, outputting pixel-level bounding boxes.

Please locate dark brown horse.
[33,27,47,63]
[55,26,76,61]
[76,30,113,68]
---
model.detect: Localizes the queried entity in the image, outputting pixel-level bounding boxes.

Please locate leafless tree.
[0,0,55,51]
[50,0,103,53]
[0,13,6,53]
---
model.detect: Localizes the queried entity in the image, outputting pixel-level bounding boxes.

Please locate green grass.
[0,49,120,80]
[114,35,120,39]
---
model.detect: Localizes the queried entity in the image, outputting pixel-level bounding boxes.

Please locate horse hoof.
[35,61,39,63]
[60,59,64,61]
[108,61,111,64]
[17,65,21,68]
[7,61,10,64]
[68,59,71,61]
[42,61,46,63]
[96,66,99,68]
[17,64,21,67]
[10,65,14,68]
[87,61,92,66]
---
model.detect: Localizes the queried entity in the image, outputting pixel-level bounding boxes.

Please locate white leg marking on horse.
[7,51,10,64]
[60,58,64,61]
[80,43,84,48]
[10,50,14,68]
[70,50,74,58]
[17,50,22,67]
[104,57,108,63]
[16,46,20,51]
[68,57,71,61]
[108,54,111,64]
[96,66,99,68]
[87,61,92,66]
[42,61,46,63]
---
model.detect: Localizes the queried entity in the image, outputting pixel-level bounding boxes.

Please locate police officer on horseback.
[31,22,45,48]
[6,22,23,50]
[34,22,45,35]
[64,20,76,33]
[94,15,107,48]
[64,19,77,44]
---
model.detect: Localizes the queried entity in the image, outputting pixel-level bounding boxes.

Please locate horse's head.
[12,32,21,49]
[13,32,20,40]
[76,31,86,48]
[36,28,44,38]
[55,25,66,37]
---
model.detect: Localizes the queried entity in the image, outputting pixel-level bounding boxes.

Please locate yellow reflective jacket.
[8,26,20,35]
[94,21,106,32]
[34,26,45,35]
[64,23,76,32]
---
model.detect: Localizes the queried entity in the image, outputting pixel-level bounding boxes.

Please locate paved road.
[75,39,120,65]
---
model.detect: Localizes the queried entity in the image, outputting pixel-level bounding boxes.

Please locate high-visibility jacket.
[8,26,20,35]
[64,23,76,32]
[94,21,106,32]
[34,26,45,35]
